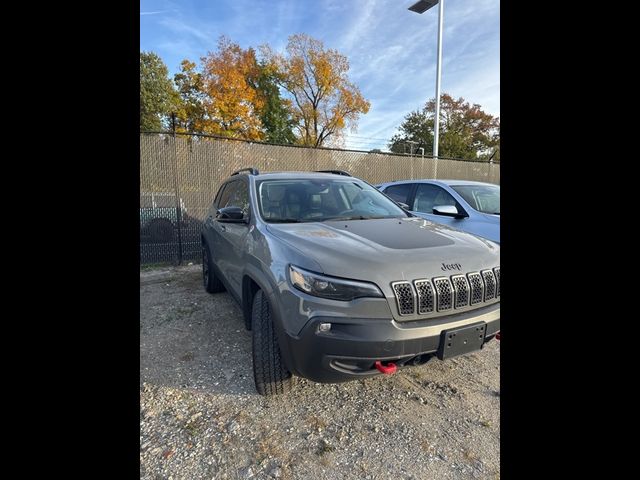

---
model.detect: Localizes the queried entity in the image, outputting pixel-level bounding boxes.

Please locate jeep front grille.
[433,277,453,311]
[391,281,415,316]
[467,272,484,306]
[451,275,470,308]
[390,267,499,318]
[482,270,496,301]
[414,279,435,314]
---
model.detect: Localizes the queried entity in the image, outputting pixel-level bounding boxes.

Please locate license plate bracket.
[437,322,487,360]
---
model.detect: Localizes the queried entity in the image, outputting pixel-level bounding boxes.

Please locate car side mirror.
[433,205,467,219]
[216,206,247,223]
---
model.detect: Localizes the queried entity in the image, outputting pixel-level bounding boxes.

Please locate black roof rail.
[315,170,352,177]
[231,167,259,176]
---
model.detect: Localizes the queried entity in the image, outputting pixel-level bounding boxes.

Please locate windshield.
[451,184,500,215]
[257,178,409,223]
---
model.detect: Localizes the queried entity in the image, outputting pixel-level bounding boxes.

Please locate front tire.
[251,290,293,395]
[202,243,225,293]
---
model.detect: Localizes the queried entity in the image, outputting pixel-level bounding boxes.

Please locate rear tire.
[202,243,225,293]
[251,290,293,395]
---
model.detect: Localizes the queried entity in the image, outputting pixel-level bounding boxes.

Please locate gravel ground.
[140,265,500,479]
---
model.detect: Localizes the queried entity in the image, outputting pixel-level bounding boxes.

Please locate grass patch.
[185,422,200,436]
[140,262,173,271]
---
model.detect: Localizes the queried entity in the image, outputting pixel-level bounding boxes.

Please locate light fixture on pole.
[408,0,444,160]
[406,140,418,157]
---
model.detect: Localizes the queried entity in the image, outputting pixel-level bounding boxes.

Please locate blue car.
[376,179,500,244]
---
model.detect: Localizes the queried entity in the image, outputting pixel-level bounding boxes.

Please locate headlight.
[288,265,383,301]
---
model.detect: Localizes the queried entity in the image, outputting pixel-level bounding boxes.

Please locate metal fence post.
[171,114,184,265]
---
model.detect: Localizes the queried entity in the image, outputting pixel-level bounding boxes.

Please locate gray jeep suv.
[201,168,500,396]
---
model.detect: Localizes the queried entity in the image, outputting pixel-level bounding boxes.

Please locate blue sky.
[140,0,499,151]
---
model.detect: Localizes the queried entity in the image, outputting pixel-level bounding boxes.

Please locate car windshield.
[450,184,500,215]
[257,178,409,223]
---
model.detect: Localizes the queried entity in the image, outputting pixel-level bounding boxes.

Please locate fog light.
[318,323,331,333]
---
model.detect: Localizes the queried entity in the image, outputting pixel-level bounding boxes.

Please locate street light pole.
[408,0,445,160]
[433,0,444,160]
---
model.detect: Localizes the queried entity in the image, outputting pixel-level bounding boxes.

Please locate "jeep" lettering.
[441,262,462,271]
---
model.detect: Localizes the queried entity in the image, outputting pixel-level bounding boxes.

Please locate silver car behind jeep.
[201,168,500,396]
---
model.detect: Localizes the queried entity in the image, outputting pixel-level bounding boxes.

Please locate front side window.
[413,184,458,213]
[257,178,408,223]
[451,184,500,215]
[216,183,233,210]
[223,181,250,214]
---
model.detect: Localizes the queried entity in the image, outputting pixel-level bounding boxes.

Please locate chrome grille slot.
[467,272,484,305]
[451,274,470,309]
[414,279,435,314]
[433,277,453,311]
[493,267,500,297]
[482,270,496,301]
[391,281,415,315]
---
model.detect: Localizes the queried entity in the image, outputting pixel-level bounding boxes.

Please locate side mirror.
[216,206,247,223]
[433,205,467,219]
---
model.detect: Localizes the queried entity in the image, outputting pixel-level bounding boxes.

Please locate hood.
[266,217,500,286]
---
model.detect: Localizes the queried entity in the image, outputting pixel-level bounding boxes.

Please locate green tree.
[173,60,207,134]
[254,64,296,144]
[389,94,499,161]
[140,51,179,131]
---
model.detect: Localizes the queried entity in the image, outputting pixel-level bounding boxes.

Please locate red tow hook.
[496,331,501,340]
[374,361,397,375]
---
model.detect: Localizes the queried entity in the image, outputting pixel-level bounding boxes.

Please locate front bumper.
[281,303,500,383]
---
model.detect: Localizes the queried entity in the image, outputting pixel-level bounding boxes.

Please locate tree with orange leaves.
[199,36,265,140]
[262,34,370,147]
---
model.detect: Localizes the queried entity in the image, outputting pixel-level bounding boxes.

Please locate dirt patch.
[140,264,500,479]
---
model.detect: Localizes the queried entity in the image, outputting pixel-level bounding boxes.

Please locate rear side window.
[384,184,413,204]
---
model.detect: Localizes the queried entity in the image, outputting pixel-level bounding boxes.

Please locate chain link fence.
[140,132,500,265]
